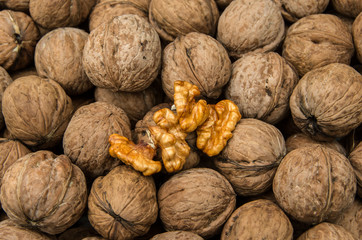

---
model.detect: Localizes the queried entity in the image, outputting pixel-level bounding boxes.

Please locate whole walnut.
[0,219,53,240]
[349,142,362,198]
[221,199,293,240]
[29,0,96,30]
[289,63,362,142]
[150,231,204,240]
[282,14,354,76]
[0,0,29,12]
[35,27,94,96]
[225,52,298,124]
[88,165,158,240]
[214,118,286,196]
[2,75,74,149]
[331,0,362,18]
[217,0,285,58]
[63,102,132,179]
[0,10,40,71]
[158,168,236,238]
[89,0,151,32]
[83,14,161,92]
[0,150,88,235]
[0,66,12,130]
[161,32,231,100]
[273,146,356,224]
[149,0,219,42]
[353,12,362,64]
[297,222,355,240]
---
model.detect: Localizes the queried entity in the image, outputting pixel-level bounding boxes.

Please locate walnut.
[0,0,29,12]
[353,12,362,64]
[0,219,53,240]
[331,0,362,18]
[225,52,298,124]
[88,165,158,239]
[217,0,285,58]
[148,0,219,42]
[297,222,355,240]
[0,66,12,130]
[35,27,94,96]
[289,63,362,141]
[158,168,236,238]
[0,150,88,235]
[214,118,286,196]
[273,146,356,224]
[63,102,132,179]
[349,142,362,198]
[161,32,231,100]
[0,10,40,71]
[150,231,204,240]
[282,14,354,76]
[221,199,293,240]
[83,14,161,92]
[2,75,74,149]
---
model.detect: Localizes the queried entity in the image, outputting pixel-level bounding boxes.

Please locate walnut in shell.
[88,165,158,240]
[273,146,356,224]
[331,0,362,18]
[0,219,53,240]
[0,150,88,235]
[282,14,354,76]
[217,0,285,58]
[158,168,236,238]
[349,142,362,198]
[297,222,355,240]
[150,231,204,240]
[289,63,362,141]
[0,66,12,130]
[161,32,231,100]
[0,0,29,12]
[221,199,293,240]
[0,10,40,71]
[148,0,219,42]
[83,14,161,92]
[35,27,94,96]
[353,12,362,64]
[2,75,74,149]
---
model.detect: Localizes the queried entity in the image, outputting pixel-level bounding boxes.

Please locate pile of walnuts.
[0,0,361,239]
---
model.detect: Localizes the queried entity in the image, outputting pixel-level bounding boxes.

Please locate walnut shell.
[217,0,285,58]
[349,142,362,198]
[353,12,362,64]
[150,231,204,240]
[0,0,29,12]
[158,168,236,238]
[149,0,219,42]
[297,222,355,240]
[88,165,158,240]
[0,10,40,71]
[2,75,74,149]
[221,199,293,240]
[0,150,88,235]
[0,219,53,240]
[282,14,354,76]
[273,146,356,224]
[214,118,286,196]
[225,52,298,124]
[35,27,93,96]
[0,66,12,130]
[83,14,161,92]
[161,32,231,100]
[331,0,362,18]
[63,102,131,179]
[289,63,362,141]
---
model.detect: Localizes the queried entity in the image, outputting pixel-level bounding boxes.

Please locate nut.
[353,12,362,64]
[297,222,355,240]
[0,66,12,130]
[349,142,362,198]
[331,0,362,18]
[150,231,204,240]
[0,219,53,240]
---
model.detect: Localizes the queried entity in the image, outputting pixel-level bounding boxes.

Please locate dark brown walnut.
[161,32,231,100]
[214,0,233,9]
[331,0,362,18]
[221,199,293,240]
[289,63,362,141]
[273,146,356,224]
[88,165,158,240]
[58,226,106,240]
[0,219,53,240]
[9,66,37,80]
[353,12,362,64]
[149,0,219,42]
[2,75,74,149]
[214,118,286,196]
[282,14,354,76]
[0,66,12,130]
[83,14,161,92]
[349,142,362,198]
[89,0,151,32]
[29,0,96,30]
[297,222,355,240]
[0,0,29,12]
[35,27,94,96]
[217,0,285,58]
[63,102,132,179]
[150,231,204,240]
[225,52,298,124]
[158,168,236,238]
[0,150,88,235]
[0,10,40,71]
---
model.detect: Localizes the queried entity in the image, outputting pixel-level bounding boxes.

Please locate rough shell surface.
[88,165,158,240]
[63,101,131,179]
[0,66,12,129]
[297,222,355,240]
[282,14,354,76]
[273,146,356,224]
[0,150,88,235]
[221,199,293,240]
[158,168,236,238]
[217,0,285,58]
[289,63,362,141]
[150,231,204,240]
[162,32,231,100]
[35,27,93,96]
[349,142,362,198]
[353,12,362,64]
[0,219,52,240]
[0,0,29,11]
[331,0,362,18]
[83,14,161,92]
